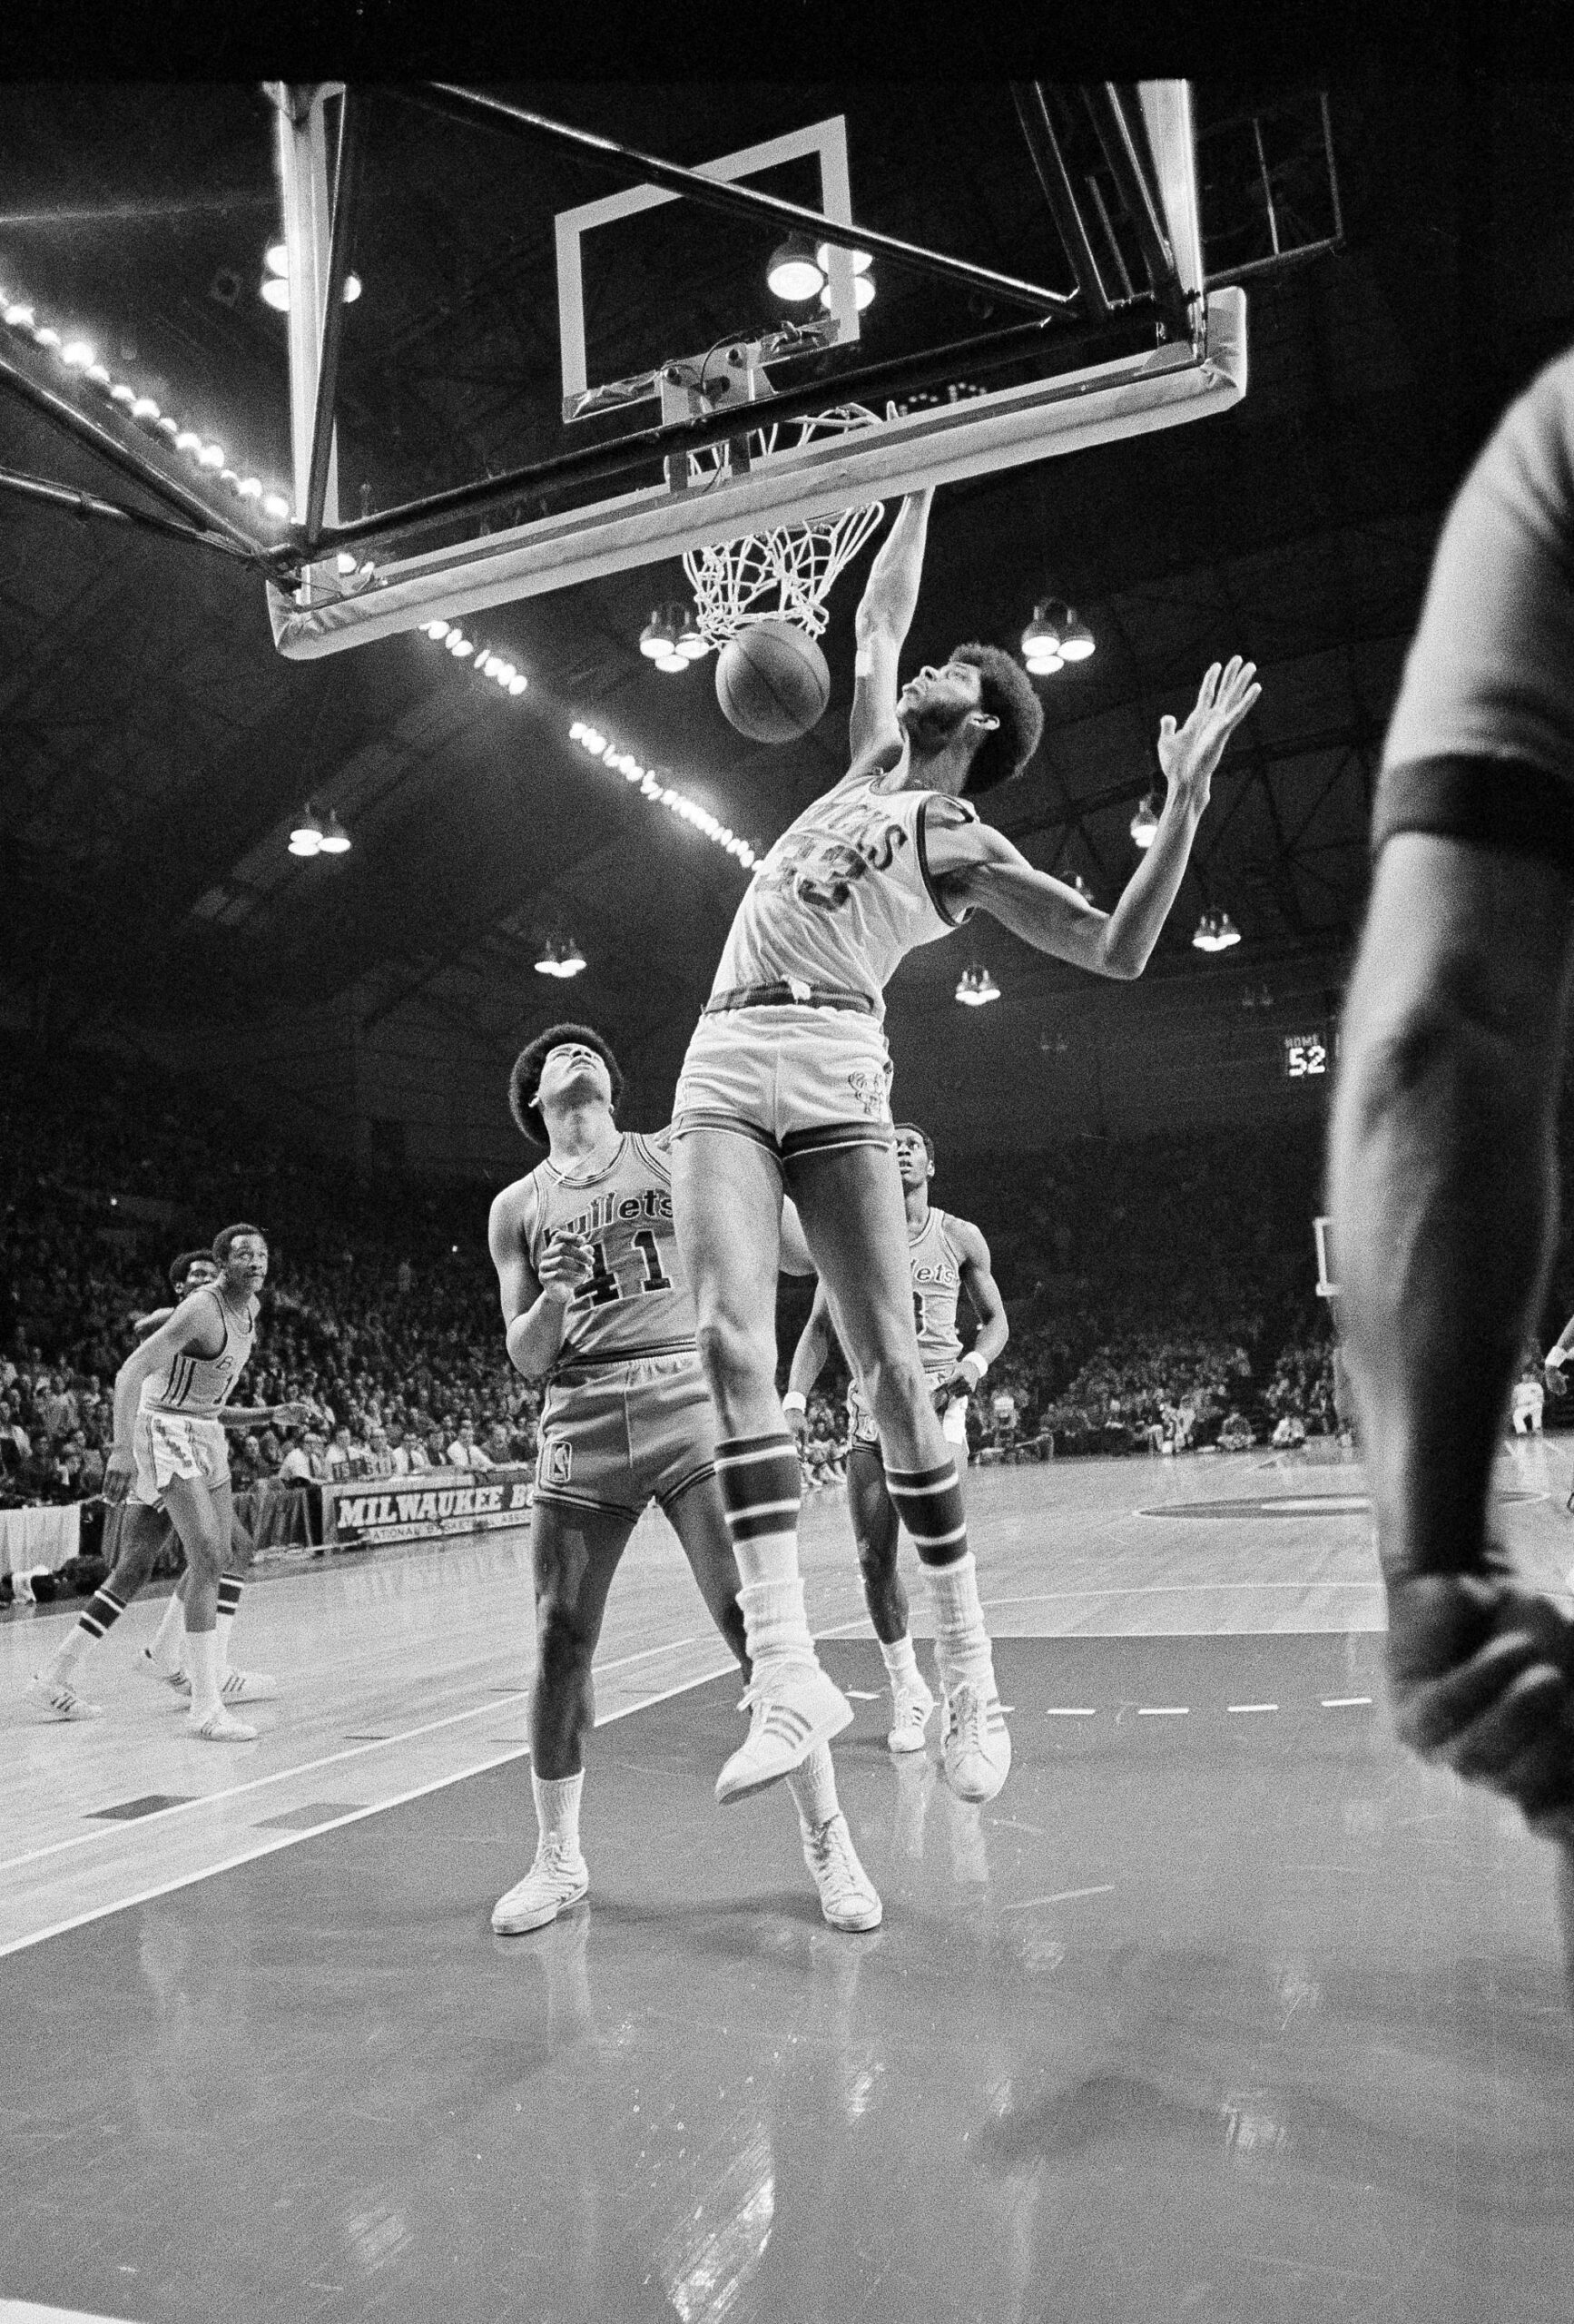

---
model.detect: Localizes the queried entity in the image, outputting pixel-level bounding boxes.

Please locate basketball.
[715,619,831,743]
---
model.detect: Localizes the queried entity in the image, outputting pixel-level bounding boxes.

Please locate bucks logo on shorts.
[847,1066,890,1120]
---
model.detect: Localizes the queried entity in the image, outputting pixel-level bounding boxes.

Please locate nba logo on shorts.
[542,1438,573,1486]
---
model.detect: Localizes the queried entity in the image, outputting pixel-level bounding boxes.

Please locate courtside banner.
[325,1465,535,1548]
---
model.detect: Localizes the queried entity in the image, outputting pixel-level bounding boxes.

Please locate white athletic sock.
[737,1577,816,1669]
[925,1553,995,1694]
[879,1634,920,1689]
[214,1577,242,1675]
[149,1590,184,1671]
[784,1742,840,1835]
[533,1769,585,1858]
[185,1629,221,1719]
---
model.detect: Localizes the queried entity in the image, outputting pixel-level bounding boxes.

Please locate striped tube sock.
[215,1577,243,1675]
[713,1433,815,1668]
[48,1585,128,1681]
[784,1742,840,1836]
[884,1459,969,1562]
[532,1769,585,1856]
[922,1551,996,1696]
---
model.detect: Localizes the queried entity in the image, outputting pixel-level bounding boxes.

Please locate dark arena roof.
[2,68,1570,1173]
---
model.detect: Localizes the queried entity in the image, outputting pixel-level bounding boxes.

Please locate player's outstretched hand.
[1157,657,1262,814]
[1386,1569,1574,1827]
[275,1401,316,1429]
[1546,1358,1570,1398]
[103,1447,133,1506]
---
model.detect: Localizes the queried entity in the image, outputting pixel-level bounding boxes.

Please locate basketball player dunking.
[785,1119,1008,1751]
[671,485,1259,1808]
[31,1239,310,1725]
[487,1024,880,1935]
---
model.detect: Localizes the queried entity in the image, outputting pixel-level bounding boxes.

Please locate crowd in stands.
[12,1036,1574,1517]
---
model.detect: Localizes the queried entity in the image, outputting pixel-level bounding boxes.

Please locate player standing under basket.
[671,485,1260,1807]
[785,1120,1008,1751]
[487,1025,880,1935]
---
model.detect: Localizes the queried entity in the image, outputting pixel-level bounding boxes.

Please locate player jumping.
[785,1120,1008,1751]
[670,484,1259,1810]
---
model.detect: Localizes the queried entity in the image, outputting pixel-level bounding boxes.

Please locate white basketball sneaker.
[167,1668,279,1705]
[715,1659,853,1807]
[802,1812,883,1932]
[939,1679,1011,1804]
[887,1674,937,1754]
[491,1836,591,1935]
[28,1672,103,1722]
[186,1705,259,1743]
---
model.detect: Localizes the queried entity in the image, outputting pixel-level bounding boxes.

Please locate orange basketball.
[714,618,831,743]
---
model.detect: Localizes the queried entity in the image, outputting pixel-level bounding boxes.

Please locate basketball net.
[682,405,887,648]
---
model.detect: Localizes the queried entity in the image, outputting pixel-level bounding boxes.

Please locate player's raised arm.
[928,657,1260,980]
[850,488,935,767]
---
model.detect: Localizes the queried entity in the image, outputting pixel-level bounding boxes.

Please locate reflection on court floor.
[4,1453,1573,2322]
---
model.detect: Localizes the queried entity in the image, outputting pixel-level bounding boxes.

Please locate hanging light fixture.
[1192,910,1244,953]
[814,240,873,278]
[675,606,709,661]
[955,961,1002,1007]
[318,810,351,855]
[260,242,361,312]
[1129,792,1160,849]
[766,235,826,301]
[1020,600,1064,675]
[556,935,587,977]
[818,270,876,313]
[288,804,325,858]
[639,606,678,660]
[1057,607,1095,660]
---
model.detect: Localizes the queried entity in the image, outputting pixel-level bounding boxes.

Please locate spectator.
[279,1433,314,1486]
[448,1420,493,1470]
[365,1425,395,1478]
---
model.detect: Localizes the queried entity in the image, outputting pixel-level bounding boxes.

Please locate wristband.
[782,1391,809,1416]
[960,1353,988,1388]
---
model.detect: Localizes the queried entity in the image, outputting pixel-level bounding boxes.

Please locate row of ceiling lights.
[0,280,294,522]
[568,722,760,868]
[259,241,360,314]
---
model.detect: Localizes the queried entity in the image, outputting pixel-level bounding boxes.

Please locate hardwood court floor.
[3,1438,1573,2324]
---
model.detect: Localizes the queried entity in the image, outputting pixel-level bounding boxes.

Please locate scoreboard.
[1281,1028,1334,1079]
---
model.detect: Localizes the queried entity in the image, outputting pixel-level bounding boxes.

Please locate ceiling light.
[34,326,61,349]
[675,608,708,660]
[342,272,361,303]
[174,429,202,454]
[260,277,291,312]
[639,606,677,660]
[557,938,586,976]
[508,675,528,694]
[129,395,159,421]
[199,443,224,468]
[288,804,325,857]
[85,363,110,385]
[1192,910,1243,953]
[955,961,1001,1007]
[1129,792,1160,849]
[4,303,35,329]
[1215,911,1241,949]
[336,553,359,576]
[450,638,475,659]
[1021,600,1062,663]
[767,235,826,302]
[814,240,873,275]
[155,417,178,438]
[318,811,351,854]
[426,620,454,641]
[110,382,135,403]
[60,340,94,368]
[1026,652,1064,677]
[265,243,289,277]
[261,491,290,520]
[1058,609,1096,660]
[656,651,689,675]
[237,476,262,499]
[819,271,876,312]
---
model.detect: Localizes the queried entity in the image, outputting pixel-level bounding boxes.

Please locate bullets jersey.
[139,1285,255,1417]
[710,761,978,1019]
[519,1133,696,1375]
[910,1207,966,1371]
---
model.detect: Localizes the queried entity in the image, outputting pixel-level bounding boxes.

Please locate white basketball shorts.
[672,1004,894,1159]
[131,1408,230,1507]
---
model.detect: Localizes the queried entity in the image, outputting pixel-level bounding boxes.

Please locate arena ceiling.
[2,71,1571,1109]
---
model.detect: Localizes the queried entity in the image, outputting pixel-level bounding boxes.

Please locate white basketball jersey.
[910,1207,967,1371]
[517,1133,696,1374]
[710,763,977,1018]
[141,1285,255,1417]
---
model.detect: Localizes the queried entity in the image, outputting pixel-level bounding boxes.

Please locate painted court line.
[1137,1706,1189,1717]
[985,1583,1382,1605]
[1322,1696,1374,1709]
[0,1657,739,1962]
[1228,1702,1280,1713]
[1003,1884,1116,1912]
[1044,1707,1098,1718]
[0,1631,713,1879]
